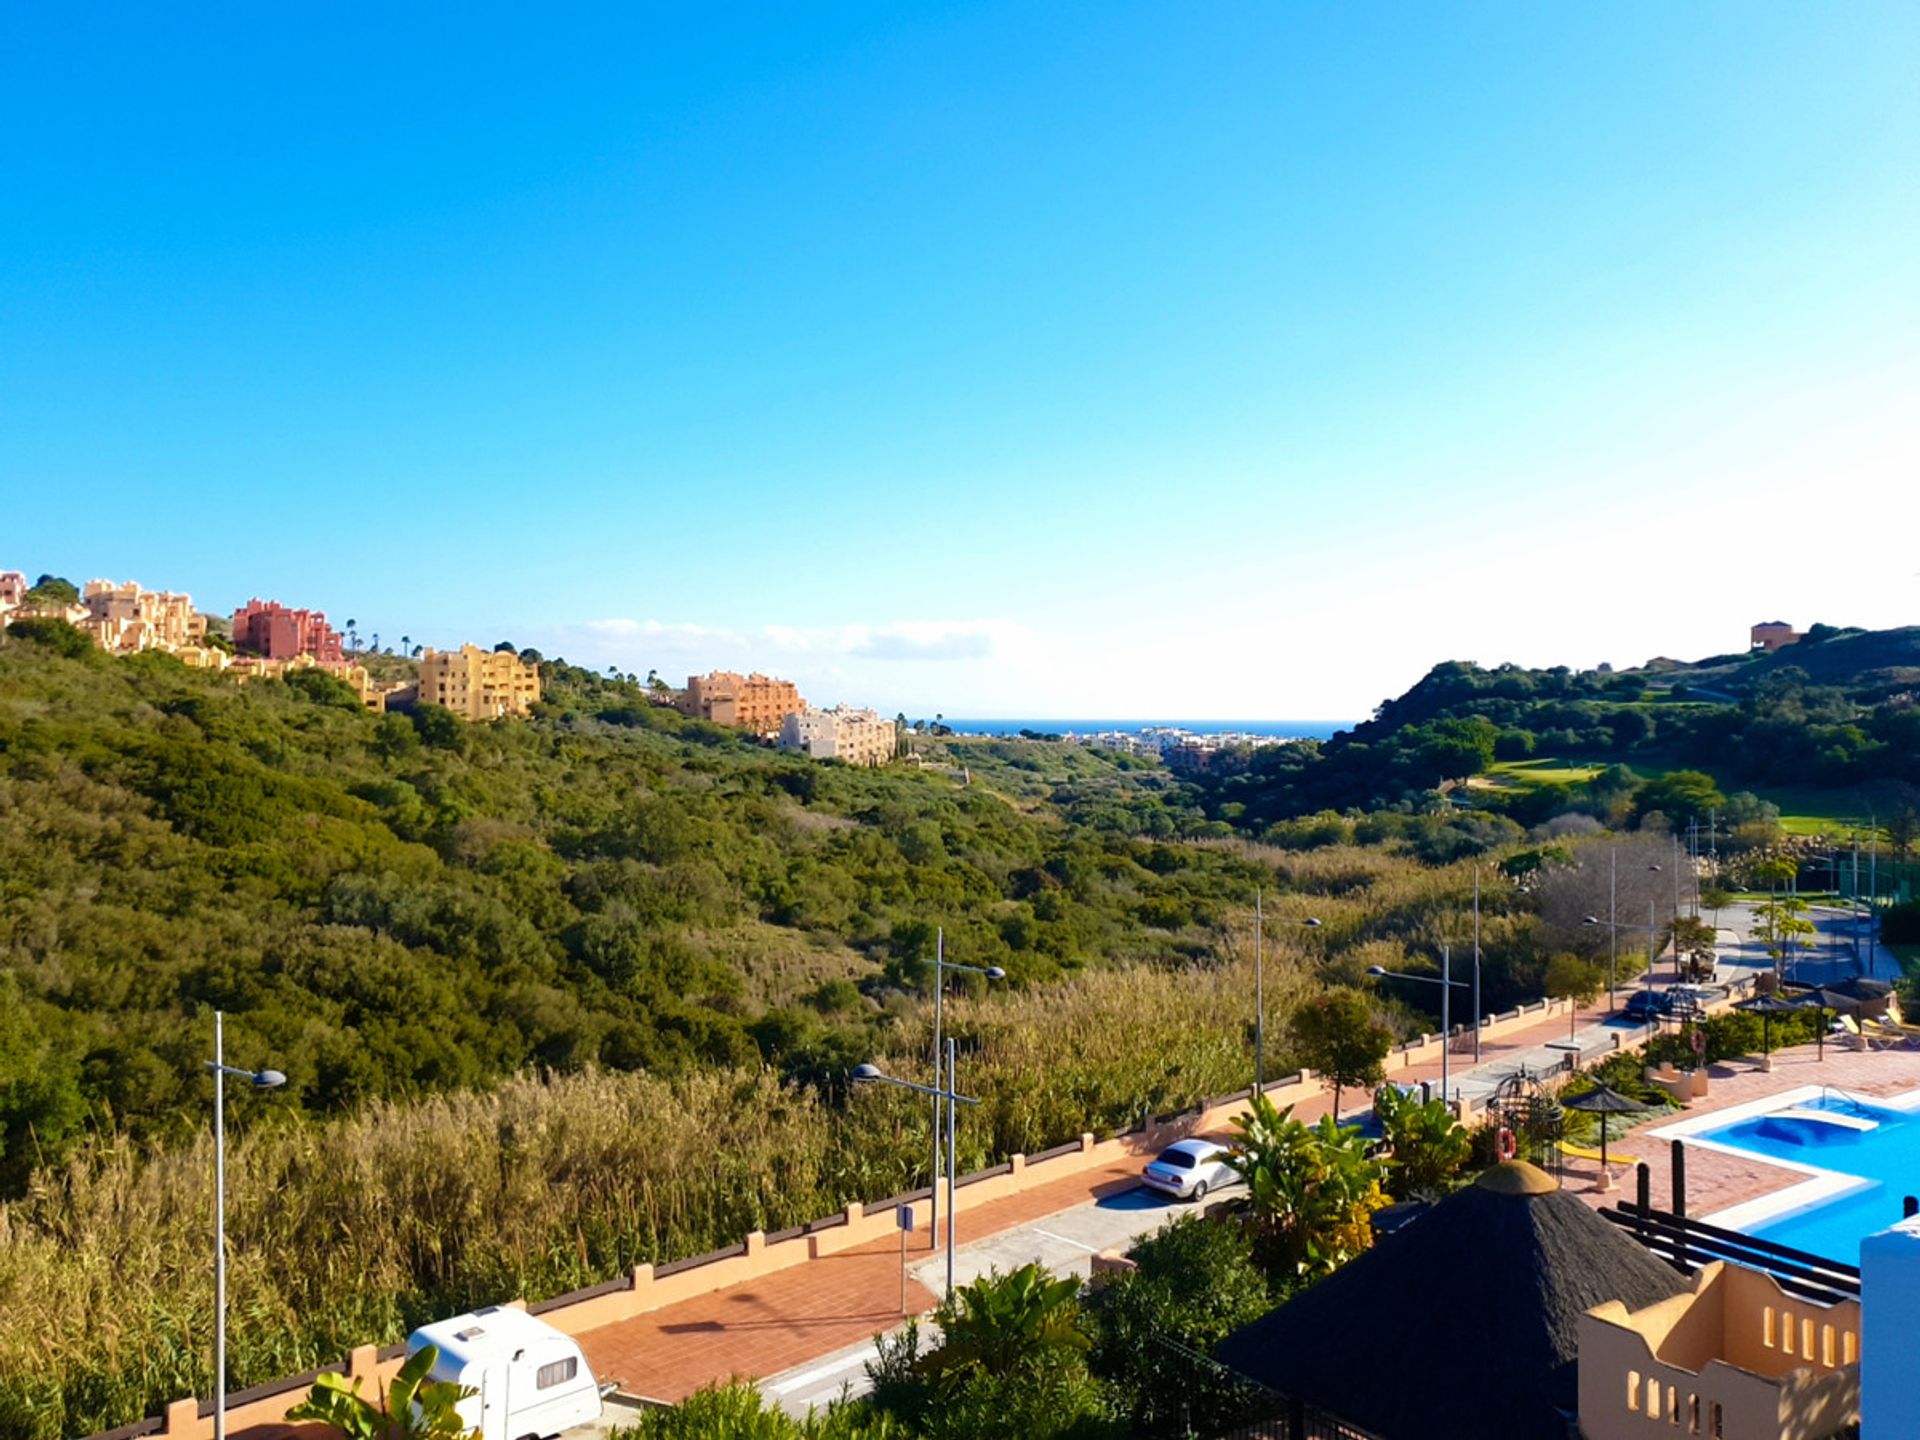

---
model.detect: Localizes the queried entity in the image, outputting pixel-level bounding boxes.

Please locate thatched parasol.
[1561,1082,1646,1183]
[1214,1162,1689,1440]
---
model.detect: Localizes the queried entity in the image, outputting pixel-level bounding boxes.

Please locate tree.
[1890,806,1919,863]
[400,635,411,657]
[628,1382,899,1439]
[1543,954,1602,1037]
[1089,1217,1271,1436]
[286,1344,474,1439]
[1287,988,1391,1119]
[1633,771,1727,828]
[866,1265,1111,1439]
[1663,916,1718,982]
[1372,1084,1471,1199]
[1225,1094,1388,1283]
[1754,896,1815,979]
[23,574,79,607]
[1,615,94,658]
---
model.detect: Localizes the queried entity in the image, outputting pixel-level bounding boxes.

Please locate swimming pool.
[1657,1086,1920,1266]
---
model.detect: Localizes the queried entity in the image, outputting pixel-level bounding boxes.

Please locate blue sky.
[4,3,1916,717]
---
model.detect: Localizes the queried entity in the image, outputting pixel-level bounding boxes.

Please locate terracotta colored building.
[1750,621,1803,653]
[231,599,345,663]
[417,644,541,721]
[676,671,804,736]
[0,572,24,612]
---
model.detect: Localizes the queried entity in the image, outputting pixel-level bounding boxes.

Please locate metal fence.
[1133,1332,1384,1440]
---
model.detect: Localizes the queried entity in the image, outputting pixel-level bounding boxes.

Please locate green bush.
[1088,1216,1271,1436]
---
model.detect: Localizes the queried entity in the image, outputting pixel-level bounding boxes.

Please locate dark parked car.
[1623,987,1706,1021]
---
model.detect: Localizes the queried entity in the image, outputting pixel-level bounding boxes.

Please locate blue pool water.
[1698,1093,1920,1264]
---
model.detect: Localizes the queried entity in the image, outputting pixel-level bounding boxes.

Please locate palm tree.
[286,1344,472,1438]
[370,632,380,655]
[922,1264,1087,1378]
[1226,1092,1385,1280]
[400,635,410,657]
[345,618,359,653]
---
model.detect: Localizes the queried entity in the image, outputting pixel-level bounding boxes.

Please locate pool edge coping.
[1647,1083,1920,1236]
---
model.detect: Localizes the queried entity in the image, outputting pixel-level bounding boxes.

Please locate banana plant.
[286,1344,476,1439]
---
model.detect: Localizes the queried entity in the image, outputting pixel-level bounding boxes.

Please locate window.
[536,1355,578,1389]
[1627,1371,1641,1411]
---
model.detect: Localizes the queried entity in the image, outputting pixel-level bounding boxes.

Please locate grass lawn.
[1891,943,1920,980]
[1484,757,1611,787]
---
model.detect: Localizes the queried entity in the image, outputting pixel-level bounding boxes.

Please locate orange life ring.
[1690,1027,1707,1056]
[1496,1127,1518,1162]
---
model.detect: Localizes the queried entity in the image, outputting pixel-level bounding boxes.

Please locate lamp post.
[205,1012,285,1440]
[1473,867,1483,1062]
[1369,948,1470,1106]
[853,1050,980,1301]
[1254,894,1321,1093]
[926,929,1003,1257]
[1585,898,1662,1040]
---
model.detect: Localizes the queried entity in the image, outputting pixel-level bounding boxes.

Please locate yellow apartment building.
[79,579,209,656]
[417,644,542,720]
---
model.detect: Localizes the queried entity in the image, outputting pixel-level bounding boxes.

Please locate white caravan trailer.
[407,1306,603,1440]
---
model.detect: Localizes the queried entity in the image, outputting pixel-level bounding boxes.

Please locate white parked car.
[1141,1138,1237,1202]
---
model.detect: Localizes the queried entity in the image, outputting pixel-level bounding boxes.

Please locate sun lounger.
[1561,1141,1640,1170]
[1841,1016,1903,1051]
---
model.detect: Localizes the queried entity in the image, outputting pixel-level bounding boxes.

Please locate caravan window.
[536,1356,578,1390]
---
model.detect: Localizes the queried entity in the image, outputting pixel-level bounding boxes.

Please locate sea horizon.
[941,718,1354,741]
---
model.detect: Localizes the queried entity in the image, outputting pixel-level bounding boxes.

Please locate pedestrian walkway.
[577,1154,1143,1403]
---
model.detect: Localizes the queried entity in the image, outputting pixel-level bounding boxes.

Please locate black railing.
[1603,1202,1861,1307]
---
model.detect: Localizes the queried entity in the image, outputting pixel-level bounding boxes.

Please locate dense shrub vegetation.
[0,634,1266,1185]
[1197,641,1920,827]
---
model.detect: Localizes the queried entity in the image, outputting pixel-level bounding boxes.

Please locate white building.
[779,705,895,767]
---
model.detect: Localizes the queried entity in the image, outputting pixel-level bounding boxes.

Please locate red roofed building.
[231,599,345,664]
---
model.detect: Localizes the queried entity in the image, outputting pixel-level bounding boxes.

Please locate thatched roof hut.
[1214,1162,1688,1440]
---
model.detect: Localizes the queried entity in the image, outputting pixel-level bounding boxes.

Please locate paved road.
[759,1182,1224,1415]
[1707,899,1897,988]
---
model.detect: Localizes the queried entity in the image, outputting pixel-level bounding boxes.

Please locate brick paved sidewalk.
[578,1155,1144,1403]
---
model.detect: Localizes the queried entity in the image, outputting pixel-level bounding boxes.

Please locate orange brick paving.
[578,1155,1145,1402]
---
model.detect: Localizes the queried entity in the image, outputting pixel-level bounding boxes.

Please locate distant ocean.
[942,719,1353,741]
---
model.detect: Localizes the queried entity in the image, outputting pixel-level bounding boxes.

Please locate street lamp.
[1254,892,1321,1093]
[1585,899,1662,1038]
[926,928,1003,1259]
[1369,948,1470,1107]
[204,1011,285,1440]
[853,1048,981,1301]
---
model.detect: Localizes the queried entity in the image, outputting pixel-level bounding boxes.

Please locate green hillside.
[1195,624,1920,842]
[0,623,1259,1193]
